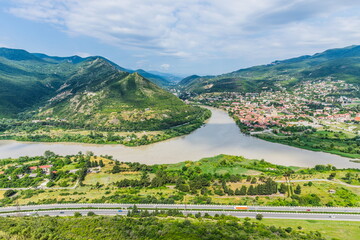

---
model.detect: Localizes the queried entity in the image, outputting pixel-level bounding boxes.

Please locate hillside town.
[192,80,360,136]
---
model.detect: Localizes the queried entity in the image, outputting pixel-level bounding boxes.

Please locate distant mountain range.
[0,47,204,131]
[179,45,360,96]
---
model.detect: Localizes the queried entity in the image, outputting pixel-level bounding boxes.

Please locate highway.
[1,203,359,213]
[0,209,359,221]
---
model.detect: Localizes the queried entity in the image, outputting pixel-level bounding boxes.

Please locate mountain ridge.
[180,45,360,95]
[0,47,208,134]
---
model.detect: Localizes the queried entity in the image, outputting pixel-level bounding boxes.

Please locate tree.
[99,160,105,167]
[178,184,190,192]
[239,186,247,195]
[87,211,96,216]
[251,177,257,184]
[247,185,255,195]
[279,183,287,194]
[256,213,263,221]
[86,151,94,156]
[294,185,301,194]
[4,190,16,198]
[112,165,121,174]
[44,150,56,159]
[74,212,82,217]
[328,172,336,180]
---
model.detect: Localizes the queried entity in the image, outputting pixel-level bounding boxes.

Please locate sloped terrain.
[180,45,360,96]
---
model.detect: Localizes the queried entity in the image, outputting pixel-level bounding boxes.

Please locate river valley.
[0,108,358,168]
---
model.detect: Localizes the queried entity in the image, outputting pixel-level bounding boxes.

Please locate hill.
[132,69,171,87]
[37,58,204,131]
[0,48,174,118]
[0,48,80,118]
[0,47,210,144]
[179,45,360,96]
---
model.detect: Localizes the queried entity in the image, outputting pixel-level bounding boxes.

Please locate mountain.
[148,71,184,83]
[180,45,360,95]
[132,69,171,87]
[37,59,199,130]
[0,47,206,132]
[0,49,81,117]
[179,75,202,86]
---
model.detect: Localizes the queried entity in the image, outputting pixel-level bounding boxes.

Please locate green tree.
[239,185,247,195]
[87,211,96,216]
[3,190,16,198]
[256,213,263,221]
[44,150,56,159]
[112,165,121,174]
[328,172,336,180]
[74,212,82,217]
[279,183,287,194]
[99,160,105,167]
[251,177,257,184]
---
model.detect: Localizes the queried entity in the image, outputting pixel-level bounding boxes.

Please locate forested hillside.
[179,45,360,95]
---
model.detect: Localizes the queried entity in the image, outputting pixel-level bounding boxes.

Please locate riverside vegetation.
[1,152,359,207]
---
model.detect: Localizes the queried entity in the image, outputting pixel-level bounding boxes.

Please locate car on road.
[60,212,65,214]
[234,206,248,210]
[118,210,123,212]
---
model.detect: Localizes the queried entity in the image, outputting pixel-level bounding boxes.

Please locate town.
[189,80,360,158]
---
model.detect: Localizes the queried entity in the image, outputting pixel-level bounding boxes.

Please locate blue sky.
[1,0,360,76]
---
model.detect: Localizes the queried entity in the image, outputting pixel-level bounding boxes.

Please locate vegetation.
[0,214,326,240]
[0,48,210,145]
[261,219,360,240]
[0,153,359,207]
[179,45,360,95]
[255,130,360,159]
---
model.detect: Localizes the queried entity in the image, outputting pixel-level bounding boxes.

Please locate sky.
[1,0,360,76]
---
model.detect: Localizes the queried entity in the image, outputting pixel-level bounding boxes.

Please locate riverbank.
[229,112,360,160]
[0,107,357,169]
[0,108,211,147]
[256,134,360,159]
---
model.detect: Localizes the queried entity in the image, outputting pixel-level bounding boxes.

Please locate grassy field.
[262,219,360,240]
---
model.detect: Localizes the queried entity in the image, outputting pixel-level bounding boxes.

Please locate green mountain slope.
[0,47,209,138]
[180,45,360,95]
[37,58,202,130]
[0,48,186,119]
[0,50,80,117]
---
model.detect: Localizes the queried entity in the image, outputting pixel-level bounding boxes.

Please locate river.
[0,107,358,168]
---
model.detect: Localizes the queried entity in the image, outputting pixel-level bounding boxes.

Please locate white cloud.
[160,63,170,70]
[7,0,360,67]
[75,52,91,58]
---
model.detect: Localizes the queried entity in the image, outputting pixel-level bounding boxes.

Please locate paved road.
[1,209,359,221]
[0,203,359,214]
